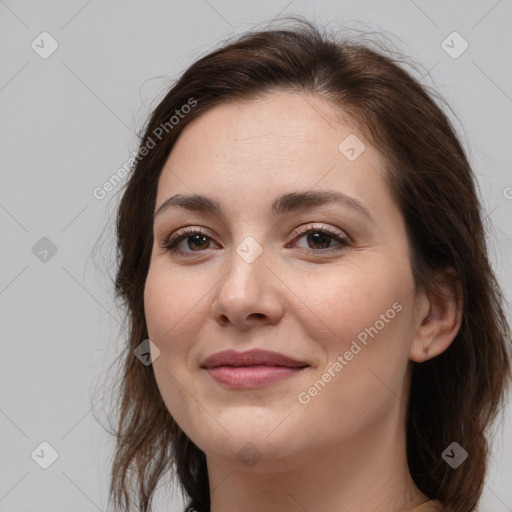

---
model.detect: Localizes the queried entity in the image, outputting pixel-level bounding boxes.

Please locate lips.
[200,349,309,388]
[201,349,308,369]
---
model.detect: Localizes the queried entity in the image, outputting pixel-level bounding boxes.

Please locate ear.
[410,267,463,363]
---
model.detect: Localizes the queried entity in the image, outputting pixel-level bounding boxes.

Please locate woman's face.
[144,91,422,470]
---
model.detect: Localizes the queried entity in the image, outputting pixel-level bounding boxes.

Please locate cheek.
[300,267,415,409]
[144,267,210,438]
[291,260,416,422]
[144,264,208,349]
[287,259,412,353]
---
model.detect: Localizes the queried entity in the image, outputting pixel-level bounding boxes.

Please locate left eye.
[290,228,350,252]
[161,226,350,255]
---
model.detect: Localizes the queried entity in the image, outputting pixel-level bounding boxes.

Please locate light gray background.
[1,1,511,511]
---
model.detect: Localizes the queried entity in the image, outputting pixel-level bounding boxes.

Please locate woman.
[107,17,511,512]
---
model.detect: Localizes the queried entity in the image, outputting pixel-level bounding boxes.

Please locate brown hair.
[106,16,511,512]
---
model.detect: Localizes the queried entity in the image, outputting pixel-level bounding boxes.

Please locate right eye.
[160,227,220,255]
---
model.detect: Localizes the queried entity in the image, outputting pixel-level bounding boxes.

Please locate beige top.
[411,500,443,512]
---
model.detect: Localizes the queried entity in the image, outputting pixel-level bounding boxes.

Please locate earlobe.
[410,269,463,363]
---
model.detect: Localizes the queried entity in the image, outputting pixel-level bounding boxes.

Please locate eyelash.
[159,224,351,257]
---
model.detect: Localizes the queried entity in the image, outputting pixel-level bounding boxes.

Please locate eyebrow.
[154,190,374,222]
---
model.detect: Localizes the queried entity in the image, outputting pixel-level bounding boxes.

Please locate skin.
[144,91,462,512]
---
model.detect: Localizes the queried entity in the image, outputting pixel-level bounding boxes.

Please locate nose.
[210,246,285,330]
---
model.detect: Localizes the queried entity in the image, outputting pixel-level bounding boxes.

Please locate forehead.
[156,92,389,216]
[170,92,365,163]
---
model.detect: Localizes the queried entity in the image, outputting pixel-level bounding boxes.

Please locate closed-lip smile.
[200,349,309,388]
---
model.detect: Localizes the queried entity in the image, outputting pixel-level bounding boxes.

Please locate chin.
[182,408,306,469]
